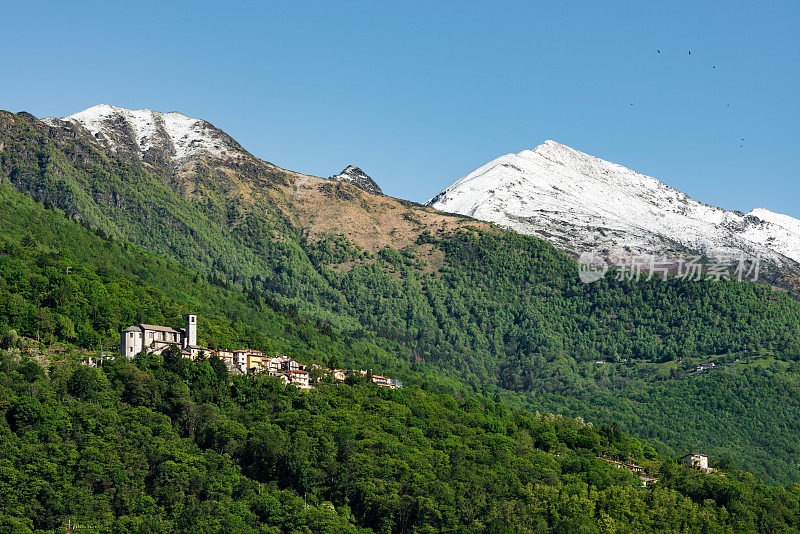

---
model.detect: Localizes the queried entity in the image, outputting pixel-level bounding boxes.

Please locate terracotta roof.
[598,458,625,465]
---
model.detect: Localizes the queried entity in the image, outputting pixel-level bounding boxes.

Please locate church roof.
[139,324,181,334]
[122,326,141,332]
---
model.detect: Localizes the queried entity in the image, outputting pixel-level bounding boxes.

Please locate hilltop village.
[120,313,402,390]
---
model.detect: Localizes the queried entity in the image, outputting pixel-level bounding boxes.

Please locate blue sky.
[2,1,798,216]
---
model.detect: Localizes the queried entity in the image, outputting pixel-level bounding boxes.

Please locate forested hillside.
[3,351,800,533]
[0,182,412,378]
[3,110,800,484]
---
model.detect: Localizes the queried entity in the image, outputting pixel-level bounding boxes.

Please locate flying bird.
[688,50,691,55]
[657,49,661,54]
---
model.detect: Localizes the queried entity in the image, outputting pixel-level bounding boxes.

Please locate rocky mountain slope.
[14,105,485,255]
[428,140,800,285]
[44,104,244,163]
[328,165,383,195]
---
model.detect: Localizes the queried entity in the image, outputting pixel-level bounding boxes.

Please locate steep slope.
[10,352,800,534]
[5,106,800,483]
[427,140,800,285]
[328,165,383,195]
[0,178,413,373]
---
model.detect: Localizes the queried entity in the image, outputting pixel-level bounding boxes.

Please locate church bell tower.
[185,313,197,347]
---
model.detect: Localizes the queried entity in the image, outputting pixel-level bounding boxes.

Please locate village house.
[246,350,263,371]
[284,359,302,372]
[232,351,247,371]
[373,375,403,388]
[216,349,233,361]
[289,368,311,390]
[681,453,714,473]
[227,349,263,373]
[274,368,312,390]
[216,350,248,375]
[260,355,308,376]
[183,345,208,360]
[372,374,389,387]
[263,356,287,375]
[601,459,628,470]
[625,462,644,474]
[346,370,403,389]
[640,476,658,487]
[597,457,656,486]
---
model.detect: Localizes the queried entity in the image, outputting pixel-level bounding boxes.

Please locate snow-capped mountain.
[427,140,800,278]
[43,104,245,163]
[328,165,383,195]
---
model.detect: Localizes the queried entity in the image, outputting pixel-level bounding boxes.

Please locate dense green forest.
[3,350,800,533]
[3,111,800,485]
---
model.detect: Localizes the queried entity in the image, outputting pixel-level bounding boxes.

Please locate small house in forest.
[681,453,713,473]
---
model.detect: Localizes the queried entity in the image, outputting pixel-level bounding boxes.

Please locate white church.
[120,313,207,359]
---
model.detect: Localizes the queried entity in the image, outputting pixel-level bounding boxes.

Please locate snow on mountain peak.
[427,141,800,271]
[532,139,575,156]
[748,208,800,233]
[45,104,241,162]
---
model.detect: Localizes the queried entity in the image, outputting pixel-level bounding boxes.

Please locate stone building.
[120,313,204,358]
[681,453,712,473]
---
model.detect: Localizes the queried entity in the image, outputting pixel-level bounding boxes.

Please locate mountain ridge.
[427,140,800,285]
[327,164,383,195]
[43,104,248,163]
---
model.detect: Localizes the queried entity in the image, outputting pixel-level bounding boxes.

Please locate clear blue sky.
[2,1,798,216]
